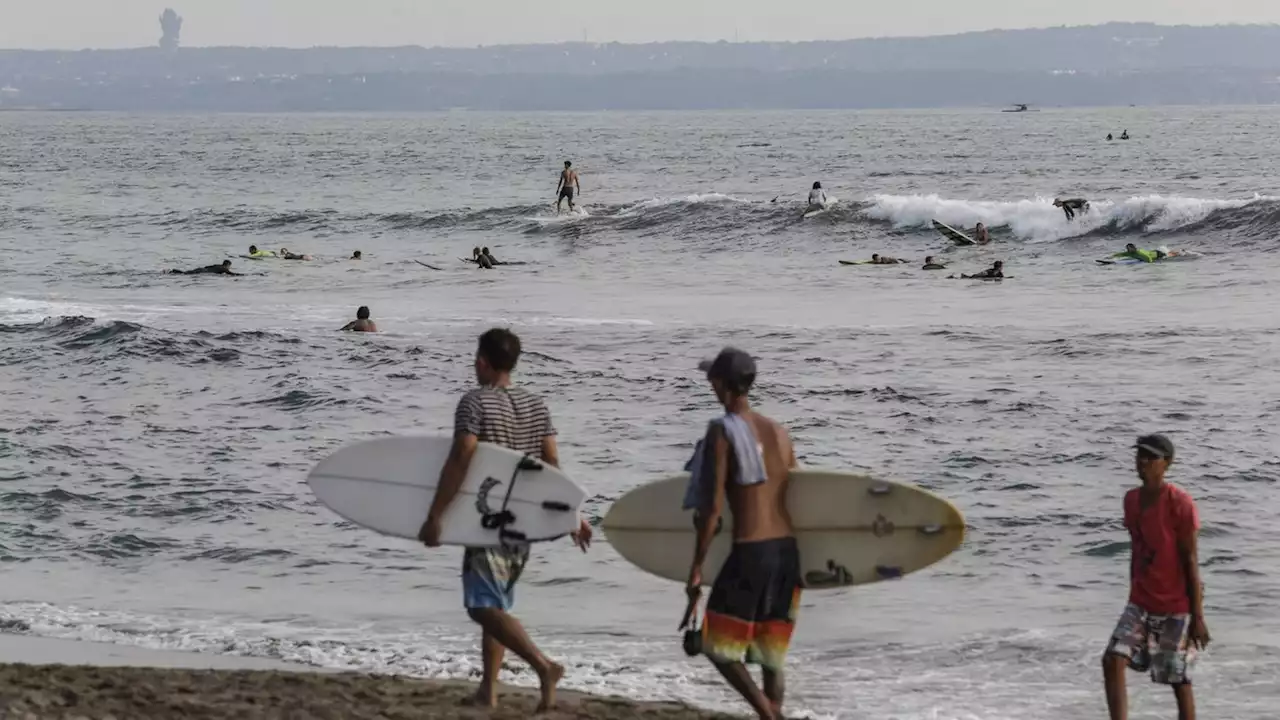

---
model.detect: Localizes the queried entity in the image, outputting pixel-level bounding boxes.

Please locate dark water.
[2,108,1279,719]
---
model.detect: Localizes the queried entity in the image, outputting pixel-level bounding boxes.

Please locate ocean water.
[2,107,1279,719]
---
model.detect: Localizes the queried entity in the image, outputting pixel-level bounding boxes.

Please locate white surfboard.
[308,436,587,547]
[602,470,964,589]
[932,219,975,246]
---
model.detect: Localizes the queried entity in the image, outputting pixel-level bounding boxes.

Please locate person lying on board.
[168,260,242,276]
[469,247,494,269]
[1113,244,1167,263]
[279,247,312,260]
[922,256,947,270]
[955,260,1004,279]
[247,245,276,258]
[870,254,904,265]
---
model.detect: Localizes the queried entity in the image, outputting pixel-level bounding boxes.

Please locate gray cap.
[1135,434,1175,461]
[698,347,757,390]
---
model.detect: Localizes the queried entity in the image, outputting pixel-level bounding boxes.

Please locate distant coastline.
[4,22,1280,111]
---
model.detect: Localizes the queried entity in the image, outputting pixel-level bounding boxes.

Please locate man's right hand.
[418,515,442,547]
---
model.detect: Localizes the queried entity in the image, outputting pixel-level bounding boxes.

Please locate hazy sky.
[4,0,1280,49]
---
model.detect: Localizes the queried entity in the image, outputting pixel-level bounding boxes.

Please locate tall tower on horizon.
[159,8,182,51]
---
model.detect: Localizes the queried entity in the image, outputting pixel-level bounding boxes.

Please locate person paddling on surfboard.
[418,328,591,714]
[806,181,828,211]
[870,254,904,265]
[168,259,242,276]
[470,247,494,269]
[555,160,580,212]
[684,347,801,720]
[1103,435,1209,720]
[1112,243,1166,263]
[922,256,947,270]
[956,260,1004,279]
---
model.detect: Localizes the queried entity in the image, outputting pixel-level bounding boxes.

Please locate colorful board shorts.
[462,545,529,611]
[1106,602,1197,685]
[702,537,801,672]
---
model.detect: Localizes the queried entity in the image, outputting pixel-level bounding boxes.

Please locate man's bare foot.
[534,662,565,713]
[460,687,497,708]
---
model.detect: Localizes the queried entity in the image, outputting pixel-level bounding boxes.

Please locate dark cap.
[1135,434,1175,461]
[698,347,757,391]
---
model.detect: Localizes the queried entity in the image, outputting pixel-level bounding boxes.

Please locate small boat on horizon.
[1001,103,1040,113]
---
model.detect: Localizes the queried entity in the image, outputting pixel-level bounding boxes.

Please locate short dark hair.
[564,160,572,167]
[222,259,231,266]
[357,306,370,319]
[478,328,521,372]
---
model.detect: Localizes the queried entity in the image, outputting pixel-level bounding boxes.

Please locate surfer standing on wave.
[556,160,580,213]
[684,348,802,720]
[1054,198,1090,221]
[419,328,592,713]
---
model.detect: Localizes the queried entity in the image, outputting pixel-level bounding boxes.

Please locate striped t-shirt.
[453,386,556,456]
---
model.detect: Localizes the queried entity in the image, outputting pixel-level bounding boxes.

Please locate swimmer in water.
[922,256,947,270]
[169,260,242,276]
[1053,198,1090,221]
[974,223,991,245]
[807,182,828,210]
[351,250,362,260]
[556,160,580,212]
[279,247,312,261]
[341,306,378,332]
[481,247,499,266]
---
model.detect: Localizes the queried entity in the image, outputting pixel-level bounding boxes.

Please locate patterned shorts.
[462,545,529,611]
[1105,603,1197,685]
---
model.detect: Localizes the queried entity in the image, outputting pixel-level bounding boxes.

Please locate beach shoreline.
[0,633,740,719]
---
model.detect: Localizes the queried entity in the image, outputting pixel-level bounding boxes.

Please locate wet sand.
[0,634,740,719]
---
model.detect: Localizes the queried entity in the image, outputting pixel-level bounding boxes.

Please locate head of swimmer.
[1053,199,1063,207]
[351,250,361,260]
[812,181,821,189]
[564,160,572,168]
[472,246,481,258]
[356,305,370,320]
[1126,243,1138,253]
[993,260,1004,270]
[925,256,934,264]
[474,328,521,385]
[222,260,232,268]
[872,254,880,261]
[249,245,258,254]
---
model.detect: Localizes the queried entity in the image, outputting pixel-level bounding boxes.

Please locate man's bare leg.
[463,630,505,707]
[1103,653,1128,720]
[711,660,776,720]
[762,667,785,718]
[468,608,564,713]
[1173,683,1195,720]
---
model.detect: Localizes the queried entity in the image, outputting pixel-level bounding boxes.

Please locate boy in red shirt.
[1103,434,1210,720]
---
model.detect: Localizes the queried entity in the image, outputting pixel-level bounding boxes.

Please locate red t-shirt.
[1124,483,1200,614]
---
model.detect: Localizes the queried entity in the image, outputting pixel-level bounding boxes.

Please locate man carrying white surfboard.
[684,347,801,720]
[418,328,592,713]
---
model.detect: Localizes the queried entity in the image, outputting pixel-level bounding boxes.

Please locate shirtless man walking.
[684,347,800,720]
[555,160,580,212]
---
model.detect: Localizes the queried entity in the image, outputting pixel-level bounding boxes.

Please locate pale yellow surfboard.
[602,470,965,589]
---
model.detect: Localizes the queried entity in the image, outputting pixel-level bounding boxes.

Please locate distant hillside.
[4,23,1280,111]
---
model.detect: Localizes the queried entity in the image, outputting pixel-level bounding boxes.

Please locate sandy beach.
[0,634,740,720]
